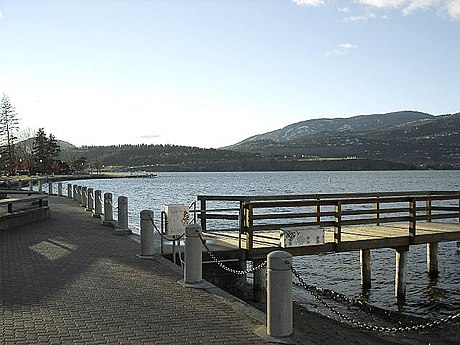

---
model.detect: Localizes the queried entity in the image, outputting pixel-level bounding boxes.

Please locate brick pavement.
[0,196,268,344]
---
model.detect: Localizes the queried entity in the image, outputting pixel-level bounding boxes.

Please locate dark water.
[62,170,459,320]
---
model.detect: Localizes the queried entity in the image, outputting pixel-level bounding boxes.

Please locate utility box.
[280,226,324,248]
[163,204,190,236]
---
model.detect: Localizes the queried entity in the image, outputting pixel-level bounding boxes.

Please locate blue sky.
[0,0,459,148]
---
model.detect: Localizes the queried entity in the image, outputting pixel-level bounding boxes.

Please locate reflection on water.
[67,170,459,320]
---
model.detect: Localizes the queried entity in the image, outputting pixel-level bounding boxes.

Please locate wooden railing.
[196,191,460,251]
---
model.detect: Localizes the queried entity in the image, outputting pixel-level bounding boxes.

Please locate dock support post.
[29,179,33,191]
[86,188,94,211]
[58,182,63,196]
[360,249,372,289]
[427,243,439,278]
[81,186,88,208]
[267,251,292,338]
[93,190,103,218]
[114,196,131,235]
[395,246,409,301]
[67,184,72,198]
[139,210,159,256]
[48,181,53,195]
[253,259,267,303]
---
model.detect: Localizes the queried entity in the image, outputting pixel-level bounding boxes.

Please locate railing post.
[139,210,159,256]
[409,198,416,239]
[67,184,72,198]
[425,198,432,222]
[267,251,292,338]
[200,198,207,231]
[374,197,380,226]
[115,196,131,235]
[48,181,53,195]
[245,203,254,251]
[334,201,342,244]
[58,182,63,196]
[183,223,211,289]
[86,188,94,211]
[314,198,321,224]
[93,190,103,218]
[102,192,113,226]
[81,187,88,208]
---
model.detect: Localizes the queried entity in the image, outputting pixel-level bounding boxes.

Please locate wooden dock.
[195,191,460,300]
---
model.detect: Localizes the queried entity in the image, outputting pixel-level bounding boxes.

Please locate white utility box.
[280,226,324,248]
[163,204,190,236]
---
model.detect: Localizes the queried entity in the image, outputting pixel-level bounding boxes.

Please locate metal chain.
[196,230,267,275]
[148,215,185,241]
[289,264,459,333]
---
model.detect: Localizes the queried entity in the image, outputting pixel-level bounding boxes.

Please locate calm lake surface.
[65,170,460,320]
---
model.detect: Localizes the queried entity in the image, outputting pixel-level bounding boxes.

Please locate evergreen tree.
[32,128,61,174]
[0,94,20,174]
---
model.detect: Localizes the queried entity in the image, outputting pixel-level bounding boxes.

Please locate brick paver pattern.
[0,196,266,344]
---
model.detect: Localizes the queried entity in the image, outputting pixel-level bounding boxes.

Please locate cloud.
[291,0,326,7]
[403,0,441,15]
[446,0,460,18]
[0,12,4,20]
[343,12,377,22]
[326,42,357,56]
[138,134,161,139]
[337,6,351,13]
[357,0,407,8]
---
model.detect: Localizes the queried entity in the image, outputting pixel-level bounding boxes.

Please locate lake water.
[61,170,459,321]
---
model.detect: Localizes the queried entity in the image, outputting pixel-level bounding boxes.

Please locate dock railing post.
[409,198,416,239]
[374,197,380,226]
[86,188,94,212]
[183,223,212,289]
[334,201,342,244]
[93,190,103,218]
[102,192,113,226]
[139,210,159,256]
[199,197,207,232]
[245,203,254,251]
[114,196,131,235]
[267,250,293,338]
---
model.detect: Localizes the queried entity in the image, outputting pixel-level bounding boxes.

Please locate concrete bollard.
[102,192,113,225]
[38,180,43,192]
[48,181,53,195]
[18,180,23,190]
[114,196,131,235]
[184,223,204,286]
[29,179,33,191]
[267,251,293,338]
[86,188,94,211]
[140,210,159,256]
[72,185,77,201]
[68,184,72,198]
[58,182,63,196]
[81,186,88,208]
[93,190,103,218]
[77,186,82,204]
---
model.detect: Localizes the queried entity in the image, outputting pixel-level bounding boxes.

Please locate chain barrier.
[196,230,266,275]
[148,215,185,241]
[289,263,459,333]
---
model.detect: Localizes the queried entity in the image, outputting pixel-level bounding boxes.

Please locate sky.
[0,0,459,148]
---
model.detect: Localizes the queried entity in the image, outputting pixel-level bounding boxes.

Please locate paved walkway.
[0,196,268,344]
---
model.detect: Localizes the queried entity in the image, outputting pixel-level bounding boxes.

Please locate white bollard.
[81,186,88,208]
[267,251,293,338]
[102,192,113,225]
[58,182,63,196]
[29,179,33,191]
[184,223,204,285]
[68,184,72,198]
[93,190,103,218]
[115,196,131,235]
[48,181,53,195]
[140,210,159,256]
[86,188,94,211]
